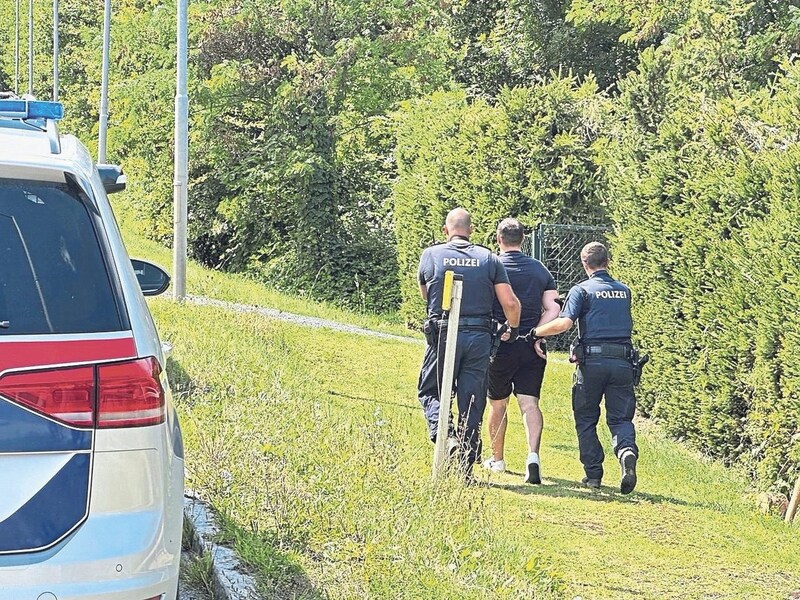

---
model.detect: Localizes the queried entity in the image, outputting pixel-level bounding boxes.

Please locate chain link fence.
[523,223,611,351]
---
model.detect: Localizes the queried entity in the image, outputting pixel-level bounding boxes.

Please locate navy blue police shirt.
[492,251,556,330]
[418,237,510,318]
[559,270,632,343]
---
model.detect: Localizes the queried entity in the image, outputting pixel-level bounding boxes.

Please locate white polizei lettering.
[595,290,628,299]
[443,257,480,267]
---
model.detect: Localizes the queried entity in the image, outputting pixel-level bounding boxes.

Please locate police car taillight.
[97,357,165,428]
[0,357,165,429]
[0,365,94,427]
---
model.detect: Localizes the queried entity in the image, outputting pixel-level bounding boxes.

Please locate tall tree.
[452,0,639,97]
[187,0,455,310]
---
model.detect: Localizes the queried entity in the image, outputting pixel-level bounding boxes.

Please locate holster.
[489,320,507,364]
[630,348,650,386]
[569,340,584,364]
[422,317,439,346]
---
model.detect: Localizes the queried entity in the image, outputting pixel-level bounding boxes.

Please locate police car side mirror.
[97,164,127,194]
[131,259,170,296]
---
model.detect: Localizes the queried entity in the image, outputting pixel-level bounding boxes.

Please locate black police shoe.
[619,451,638,495]
[581,477,600,489]
[581,476,601,489]
[446,437,460,460]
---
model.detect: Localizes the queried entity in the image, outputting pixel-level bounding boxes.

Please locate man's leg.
[512,348,547,483]
[484,397,509,470]
[485,343,515,471]
[517,394,543,484]
[605,359,638,494]
[455,330,492,473]
[517,394,543,454]
[417,342,442,442]
[572,361,606,483]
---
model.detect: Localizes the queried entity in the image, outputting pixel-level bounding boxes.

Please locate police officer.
[418,208,521,479]
[483,218,560,485]
[530,242,639,494]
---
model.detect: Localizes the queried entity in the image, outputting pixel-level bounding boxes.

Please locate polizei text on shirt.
[443,257,480,267]
[595,290,628,299]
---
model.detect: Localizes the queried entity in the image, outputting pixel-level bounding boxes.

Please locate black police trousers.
[417,328,492,467]
[572,356,638,480]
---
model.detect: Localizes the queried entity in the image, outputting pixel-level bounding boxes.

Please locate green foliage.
[602,0,800,491]
[184,0,455,312]
[2,0,800,491]
[393,78,609,323]
[452,0,639,95]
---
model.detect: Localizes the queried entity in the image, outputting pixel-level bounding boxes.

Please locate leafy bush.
[601,0,800,490]
[392,78,609,324]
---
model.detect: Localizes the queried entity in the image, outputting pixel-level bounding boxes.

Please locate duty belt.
[583,342,633,359]
[437,316,493,331]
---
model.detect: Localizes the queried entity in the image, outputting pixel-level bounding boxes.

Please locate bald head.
[444,208,472,239]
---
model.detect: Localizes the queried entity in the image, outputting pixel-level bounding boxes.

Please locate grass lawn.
[121,225,799,599]
[144,290,799,599]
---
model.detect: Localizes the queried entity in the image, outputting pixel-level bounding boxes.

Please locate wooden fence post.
[432,271,463,478]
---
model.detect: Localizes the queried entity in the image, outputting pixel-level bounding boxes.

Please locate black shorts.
[488,338,547,400]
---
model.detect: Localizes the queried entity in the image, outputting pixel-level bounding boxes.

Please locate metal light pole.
[14,0,20,95]
[173,0,189,301]
[27,0,33,96]
[53,0,59,101]
[98,0,111,163]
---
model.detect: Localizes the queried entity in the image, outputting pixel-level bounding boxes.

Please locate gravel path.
[186,295,423,344]
[185,295,569,364]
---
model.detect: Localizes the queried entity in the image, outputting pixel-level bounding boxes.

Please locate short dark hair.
[497,218,524,246]
[581,242,609,269]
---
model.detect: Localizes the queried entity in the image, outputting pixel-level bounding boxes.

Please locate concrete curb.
[183,493,261,600]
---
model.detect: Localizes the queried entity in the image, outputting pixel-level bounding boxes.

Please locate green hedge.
[392,79,608,325]
[605,42,800,490]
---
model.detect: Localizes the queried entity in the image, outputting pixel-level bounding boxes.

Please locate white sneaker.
[482,457,506,473]
[525,452,541,484]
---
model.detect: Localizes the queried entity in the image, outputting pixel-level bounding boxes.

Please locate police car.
[0,98,184,599]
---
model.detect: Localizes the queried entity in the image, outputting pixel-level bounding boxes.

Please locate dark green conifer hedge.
[393,80,608,325]
[605,48,800,490]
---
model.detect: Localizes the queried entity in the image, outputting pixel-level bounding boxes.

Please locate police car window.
[0,178,124,335]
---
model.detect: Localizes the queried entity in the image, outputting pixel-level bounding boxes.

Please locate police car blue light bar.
[0,100,64,121]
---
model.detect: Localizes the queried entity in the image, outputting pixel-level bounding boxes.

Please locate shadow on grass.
[166,356,215,410]
[167,356,193,392]
[327,389,417,412]
[549,443,579,453]
[489,475,691,507]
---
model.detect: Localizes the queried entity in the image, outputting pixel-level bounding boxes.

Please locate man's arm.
[530,289,562,357]
[418,250,431,300]
[494,282,521,327]
[534,316,573,337]
[537,290,560,326]
[534,284,583,337]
